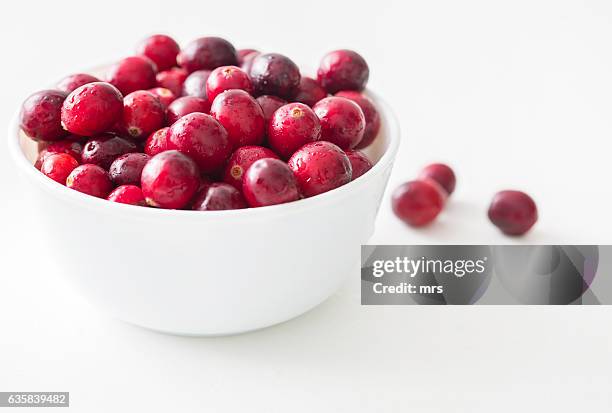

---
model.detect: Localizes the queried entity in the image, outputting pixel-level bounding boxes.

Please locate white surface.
[0,0,611,411]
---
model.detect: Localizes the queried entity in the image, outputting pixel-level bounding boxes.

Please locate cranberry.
[256,95,287,124]
[268,103,321,159]
[317,50,369,93]
[144,127,170,156]
[66,164,113,198]
[210,89,265,148]
[198,175,212,189]
[20,90,68,142]
[249,53,300,99]
[192,183,246,211]
[141,150,200,209]
[34,151,48,170]
[177,37,237,72]
[81,134,138,169]
[40,153,79,184]
[106,56,157,95]
[147,87,176,109]
[155,67,188,97]
[182,70,211,99]
[206,65,253,102]
[186,177,213,209]
[313,96,365,149]
[122,91,165,139]
[335,91,380,149]
[35,138,83,168]
[237,49,258,65]
[294,77,327,107]
[287,141,352,197]
[56,73,99,93]
[345,150,373,180]
[61,82,123,136]
[418,163,456,196]
[166,96,210,124]
[137,34,180,71]
[488,190,538,236]
[107,185,146,206]
[167,112,231,174]
[109,152,150,186]
[243,158,300,207]
[240,51,260,74]
[392,180,446,227]
[222,145,279,189]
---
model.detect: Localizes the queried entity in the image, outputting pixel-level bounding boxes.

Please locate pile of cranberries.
[20,35,380,211]
[391,163,538,236]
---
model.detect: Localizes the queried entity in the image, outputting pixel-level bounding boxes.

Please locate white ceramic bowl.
[8,90,399,336]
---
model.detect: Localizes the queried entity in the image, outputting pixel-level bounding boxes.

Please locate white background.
[1,0,612,411]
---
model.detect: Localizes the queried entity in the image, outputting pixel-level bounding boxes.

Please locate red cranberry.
[20,90,68,142]
[249,53,300,99]
[240,51,260,73]
[287,141,352,197]
[268,103,321,159]
[256,95,287,124]
[192,183,246,211]
[155,67,188,97]
[56,73,99,93]
[206,66,253,102]
[106,56,157,95]
[313,97,365,149]
[81,134,138,169]
[177,37,238,72]
[122,91,165,139]
[166,96,210,124]
[294,77,327,107]
[35,138,83,168]
[61,82,123,136]
[317,50,369,93]
[141,150,200,209]
[109,152,150,186]
[335,91,380,149]
[107,185,147,206]
[222,145,279,189]
[34,151,48,170]
[167,112,231,173]
[182,70,211,99]
[66,164,113,198]
[418,163,456,196]
[40,153,79,184]
[345,150,373,180]
[391,180,446,227]
[243,158,300,207]
[144,127,170,156]
[147,87,176,109]
[210,89,265,148]
[137,34,180,71]
[237,49,258,65]
[185,177,213,209]
[488,190,538,236]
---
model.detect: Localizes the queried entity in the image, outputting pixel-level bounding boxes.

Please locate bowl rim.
[8,90,400,220]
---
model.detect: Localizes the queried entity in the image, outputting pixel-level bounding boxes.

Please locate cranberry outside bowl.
[8,91,399,336]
